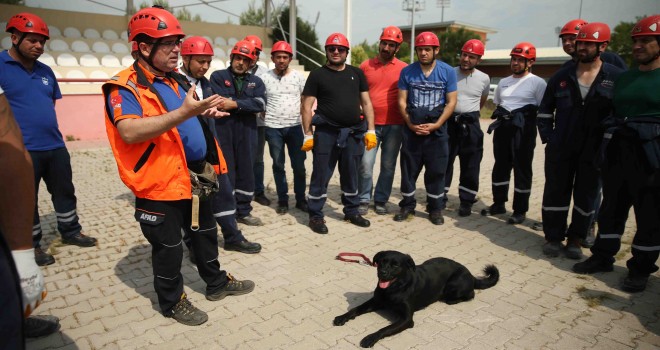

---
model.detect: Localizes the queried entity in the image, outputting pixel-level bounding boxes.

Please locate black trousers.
[135,197,228,314]
[444,119,484,206]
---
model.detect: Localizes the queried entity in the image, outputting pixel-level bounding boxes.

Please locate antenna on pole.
[436,0,450,22]
[402,0,425,63]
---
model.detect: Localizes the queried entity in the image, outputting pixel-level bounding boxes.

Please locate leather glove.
[12,248,47,317]
[364,130,377,151]
[301,135,314,152]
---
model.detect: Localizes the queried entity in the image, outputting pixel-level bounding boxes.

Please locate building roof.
[398,20,497,34]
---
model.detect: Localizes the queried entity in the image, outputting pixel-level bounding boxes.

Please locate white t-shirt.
[252,64,269,127]
[179,68,204,100]
[261,69,306,128]
[494,73,547,111]
[454,67,490,114]
[0,85,3,94]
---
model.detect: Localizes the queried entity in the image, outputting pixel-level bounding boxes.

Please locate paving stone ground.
[27,122,659,349]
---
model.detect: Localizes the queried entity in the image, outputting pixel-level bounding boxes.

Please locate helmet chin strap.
[139,39,166,75]
[11,33,29,60]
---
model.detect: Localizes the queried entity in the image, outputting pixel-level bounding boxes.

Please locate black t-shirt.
[302,65,369,127]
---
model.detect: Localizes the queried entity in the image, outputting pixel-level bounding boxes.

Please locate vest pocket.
[133,142,156,173]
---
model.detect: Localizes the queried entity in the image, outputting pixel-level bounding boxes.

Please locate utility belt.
[188,158,220,231]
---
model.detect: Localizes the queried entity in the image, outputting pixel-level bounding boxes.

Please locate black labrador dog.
[334,250,499,348]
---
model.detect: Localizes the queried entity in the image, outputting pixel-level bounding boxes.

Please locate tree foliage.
[0,0,24,4]
[271,6,325,71]
[437,27,481,66]
[608,17,645,68]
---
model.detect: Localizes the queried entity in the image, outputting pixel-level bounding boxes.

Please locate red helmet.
[127,7,184,42]
[415,32,440,48]
[5,12,49,39]
[243,35,263,51]
[181,36,214,56]
[559,19,588,37]
[380,26,403,44]
[510,42,536,61]
[325,33,350,49]
[576,22,611,43]
[231,39,257,61]
[271,41,293,55]
[131,41,138,53]
[461,39,485,56]
[631,14,660,38]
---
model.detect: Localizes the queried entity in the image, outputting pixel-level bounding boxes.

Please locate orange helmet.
[243,35,263,51]
[181,36,214,56]
[461,39,485,56]
[415,32,440,48]
[271,41,293,55]
[576,22,611,43]
[380,26,403,44]
[325,33,350,49]
[5,12,49,39]
[510,42,536,61]
[231,40,257,61]
[127,7,184,42]
[559,19,588,37]
[631,14,660,38]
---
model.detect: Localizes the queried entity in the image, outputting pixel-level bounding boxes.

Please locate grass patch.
[480,100,496,119]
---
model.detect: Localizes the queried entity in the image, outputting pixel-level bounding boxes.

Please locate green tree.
[437,27,481,66]
[271,6,325,71]
[0,0,24,4]
[609,17,645,68]
[351,40,410,64]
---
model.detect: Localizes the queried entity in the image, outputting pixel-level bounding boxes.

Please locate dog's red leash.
[336,252,375,267]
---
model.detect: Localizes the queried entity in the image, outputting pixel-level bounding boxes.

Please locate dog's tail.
[473,264,499,290]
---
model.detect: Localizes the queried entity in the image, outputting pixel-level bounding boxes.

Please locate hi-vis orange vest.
[102,64,227,201]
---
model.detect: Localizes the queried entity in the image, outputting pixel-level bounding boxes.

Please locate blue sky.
[23,0,660,49]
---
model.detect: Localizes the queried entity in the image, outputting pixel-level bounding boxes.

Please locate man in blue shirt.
[0,13,97,266]
[395,32,458,225]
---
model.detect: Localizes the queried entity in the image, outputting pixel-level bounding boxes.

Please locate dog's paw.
[360,334,380,348]
[333,315,348,326]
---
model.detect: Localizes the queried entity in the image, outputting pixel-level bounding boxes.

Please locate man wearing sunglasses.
[301,32,376,234]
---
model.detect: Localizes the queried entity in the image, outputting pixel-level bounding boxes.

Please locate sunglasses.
[327,46,348,53]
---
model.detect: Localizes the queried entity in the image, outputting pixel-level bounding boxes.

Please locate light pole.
[402,0,426,62]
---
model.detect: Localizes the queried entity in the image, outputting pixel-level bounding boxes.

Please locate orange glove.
[301,135,314,152]
[364,130,377,151]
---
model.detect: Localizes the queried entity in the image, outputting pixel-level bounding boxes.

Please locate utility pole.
[402,0,425,62]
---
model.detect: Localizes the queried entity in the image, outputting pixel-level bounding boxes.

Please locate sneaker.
[374,202,388,215]
[581,223,596,248]
[206,274,255,301]
[542,241,563,257]
[295,200,309,212]
[458,202,472,217]
[393,209,415,222]
[564,239,584,260]
[24,315,60,338]
[309,217,328,234]
[572,255,614,274]
[622,273,649,293]
[481,203,506,216]
[167,297,208,326]
[507,212,526,225]
[358,202,369,216]
[276,201,289,214]
[61,233,97,247]
[344,214,370,227]
[224,240,262,254]
[237,215,263,226]
[254,193,271,206]
[35,247,55,266]
[429,211,444,225]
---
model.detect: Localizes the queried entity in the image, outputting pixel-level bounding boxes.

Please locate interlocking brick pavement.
[27,122,659,349]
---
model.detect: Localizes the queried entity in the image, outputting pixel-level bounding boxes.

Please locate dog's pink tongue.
[379,280,391,289]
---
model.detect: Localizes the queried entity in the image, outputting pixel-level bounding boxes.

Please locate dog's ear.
[405,254,416,271]
[373,251,384,265]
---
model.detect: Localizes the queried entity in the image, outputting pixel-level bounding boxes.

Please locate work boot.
[393,208,415,222]
[374,202,388,215]
[206,274,255,301]
[358,203,369,216]
[507,212,526,225]
[429,211,444,225]
[224,240,262,254]
[458,202,472,217]
[24,315,60,338]
[295,200,309,212]
[34,247,55,266]
[344,214,370,228]
[167,297,208,326]
[481,203,506,216]
[254,193,271,206]
[309,217,328,234]
[621,273,649,293]
[237,215,263,226]
[572,255,614,274]
[61,233,97,247]
[542,241,563,258]
[564,239,584,260]
[276,201,289,214]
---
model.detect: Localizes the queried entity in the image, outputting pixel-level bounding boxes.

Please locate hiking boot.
[237,215,263,226]
[309,217,328,234]
[24,315,60,338]
[35,247,55,266]
[581,223,596,248]
[458,202,472,217]
[206,274,255,301]
[276,201,289,214]
[542,241,563,258]
[358,202,369,216]
[507,212,526,225]
[224,240,262,254]
[61,233,97,247]
[564,239,584,260]
[167,297,208,326]
[481,203,506,216]
[295,200,309,212]
[254,193,271,206]
[429,211,444,225]
[572,255,614,274]
[393,209,415,222]
[345,214,370,228]
[374,202,388,215]
[622,273,649,293]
